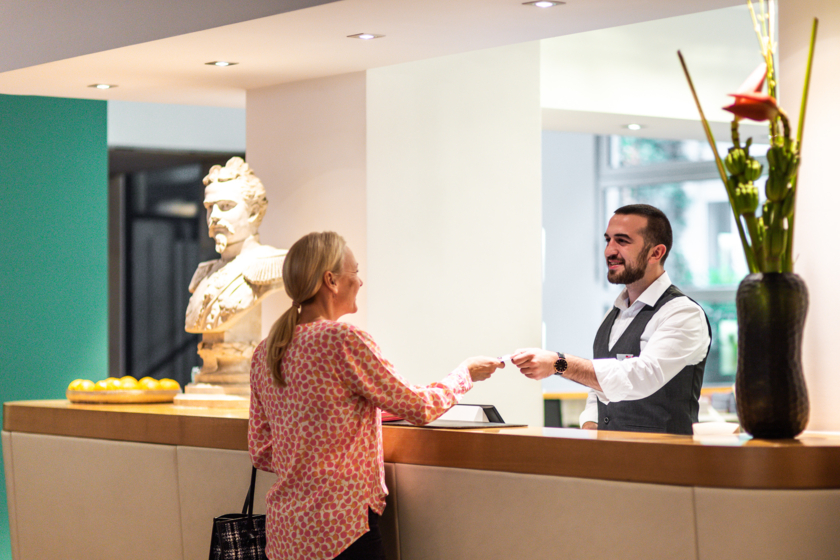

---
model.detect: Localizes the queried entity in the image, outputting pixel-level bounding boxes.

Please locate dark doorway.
[109,149,245,386]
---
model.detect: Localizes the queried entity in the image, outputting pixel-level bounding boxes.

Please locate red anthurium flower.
[736,63,767,94]
[723,92,780,122]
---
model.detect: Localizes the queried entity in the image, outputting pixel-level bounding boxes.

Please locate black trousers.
[333,508,386,560]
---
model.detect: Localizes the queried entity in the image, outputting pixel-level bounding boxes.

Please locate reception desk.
[4,400,840,559]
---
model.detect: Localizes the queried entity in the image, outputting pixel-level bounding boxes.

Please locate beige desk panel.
[8,432,183,560]
[394,464,697,560]
[2,432,19,560]
[694,487,840,560]
[5,401,840,560]
[176,446,274,560]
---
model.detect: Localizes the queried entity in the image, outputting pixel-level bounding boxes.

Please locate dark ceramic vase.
[735,272,809,439]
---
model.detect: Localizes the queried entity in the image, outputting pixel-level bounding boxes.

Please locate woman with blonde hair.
[249,231,502,560]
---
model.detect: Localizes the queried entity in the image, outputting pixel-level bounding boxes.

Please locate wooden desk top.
[543,386,734,400]
[5,400,840,490]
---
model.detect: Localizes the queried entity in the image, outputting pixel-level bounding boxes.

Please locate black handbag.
[209,466,268,560]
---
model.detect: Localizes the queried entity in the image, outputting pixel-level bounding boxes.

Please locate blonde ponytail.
[266,305,299,386]
[266,231,346,386]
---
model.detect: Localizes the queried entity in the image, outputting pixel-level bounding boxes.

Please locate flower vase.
[735,272,809,439]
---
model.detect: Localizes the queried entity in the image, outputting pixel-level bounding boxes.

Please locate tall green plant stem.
[678,51,758,273]
[783,17,818,272]
[730,121,765,270]
[749,0,780,138]
[743,214,764,270]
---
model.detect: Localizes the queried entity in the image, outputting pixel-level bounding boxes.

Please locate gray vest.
[594,285,710,435]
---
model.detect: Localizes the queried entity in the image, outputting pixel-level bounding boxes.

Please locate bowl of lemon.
[67,376,182,404]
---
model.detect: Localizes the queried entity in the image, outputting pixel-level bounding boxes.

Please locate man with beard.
[183,157,286,395]
[512,204,711,435]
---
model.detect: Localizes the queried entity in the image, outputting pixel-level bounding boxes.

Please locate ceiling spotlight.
[624,124,644,131]
[523,1,565,7]
[205,61,238,67]
[88,84,117,89]
[347,33,384,40]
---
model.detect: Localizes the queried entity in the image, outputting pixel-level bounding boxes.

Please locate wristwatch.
[553,352,568,375]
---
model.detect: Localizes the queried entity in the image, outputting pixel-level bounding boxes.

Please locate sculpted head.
[203,157,268,254]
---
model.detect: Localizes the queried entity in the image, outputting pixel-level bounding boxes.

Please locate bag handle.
[241,466,258,534]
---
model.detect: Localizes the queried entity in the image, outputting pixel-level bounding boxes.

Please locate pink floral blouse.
[248,320,473,560]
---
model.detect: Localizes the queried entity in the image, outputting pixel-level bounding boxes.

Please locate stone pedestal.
[175,307,261,408]
[173,384,250,408]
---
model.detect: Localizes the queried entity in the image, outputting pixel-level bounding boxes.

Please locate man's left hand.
[511,348,558,380]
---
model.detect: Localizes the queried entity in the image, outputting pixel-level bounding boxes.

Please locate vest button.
[603,417,610,424]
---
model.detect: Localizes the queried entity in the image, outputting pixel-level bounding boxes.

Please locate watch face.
[554,358,567,374]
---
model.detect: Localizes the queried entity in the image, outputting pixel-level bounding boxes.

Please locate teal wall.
[0,94,108,560]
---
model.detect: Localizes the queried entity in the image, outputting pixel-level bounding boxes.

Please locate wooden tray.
[66,389,181,404]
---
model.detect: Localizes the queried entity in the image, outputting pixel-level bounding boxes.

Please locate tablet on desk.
[381,404,525,429]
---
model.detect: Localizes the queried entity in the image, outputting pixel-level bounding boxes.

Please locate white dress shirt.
[578,271,710,427]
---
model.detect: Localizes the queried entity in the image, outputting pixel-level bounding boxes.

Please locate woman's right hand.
[461,356,504,382]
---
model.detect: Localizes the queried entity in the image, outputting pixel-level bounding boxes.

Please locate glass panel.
[595,134,762,391]
[608,136,770,168]
[603,179,751,289]
[696,299,738,386]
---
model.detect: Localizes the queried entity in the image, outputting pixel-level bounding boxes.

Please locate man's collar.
[614,271,671,310]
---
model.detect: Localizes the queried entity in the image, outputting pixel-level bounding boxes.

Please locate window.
[598,135,766,386]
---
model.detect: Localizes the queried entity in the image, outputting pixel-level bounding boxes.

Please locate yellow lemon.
[138,377,160,390]
[119,377,139,390]
[75,379,96,392]
[68,379,87,391]
[120,375,137,383]
[159,378,180,391]
[104,377,122,391]
[93,379,110,391]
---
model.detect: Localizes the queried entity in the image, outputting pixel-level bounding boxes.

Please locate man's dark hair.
[613,204,673,265]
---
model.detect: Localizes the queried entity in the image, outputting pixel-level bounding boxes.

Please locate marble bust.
[183,157,286,397]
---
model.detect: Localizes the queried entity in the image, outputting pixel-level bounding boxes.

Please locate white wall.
[541,131,615,393]
[246,72,368,336]
[366,42,544,427]
[779,0,840,431]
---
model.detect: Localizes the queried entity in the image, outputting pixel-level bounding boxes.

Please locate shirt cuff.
[578,401,599,426]
[591,358,634,403]
[446,364,473,398]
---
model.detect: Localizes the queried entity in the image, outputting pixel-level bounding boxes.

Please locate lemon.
[159,378,180,391]
[93,379,110,391]
[76,379,95,392]
[138,377,160,390]
[104,377,122,391]
[120,375,137,383]
[68,379,88,391]
[119,377,139,390]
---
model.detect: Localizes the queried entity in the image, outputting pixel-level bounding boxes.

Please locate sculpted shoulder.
[189,259,221,293]
[243,245,288,286]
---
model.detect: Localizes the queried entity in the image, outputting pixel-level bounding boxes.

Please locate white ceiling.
[0,0,338,73]
[0,0,742,108]
[542,108,766,142]
[540,4,770,139]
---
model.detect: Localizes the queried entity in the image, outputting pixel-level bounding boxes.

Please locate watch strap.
[553,352,568,375]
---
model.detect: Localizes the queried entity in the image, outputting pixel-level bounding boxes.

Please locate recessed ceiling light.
[88,84,117,89]
[523,1,565,7]
[347,33,384,40]
[205,61,238,67]
[624,124,645,131]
